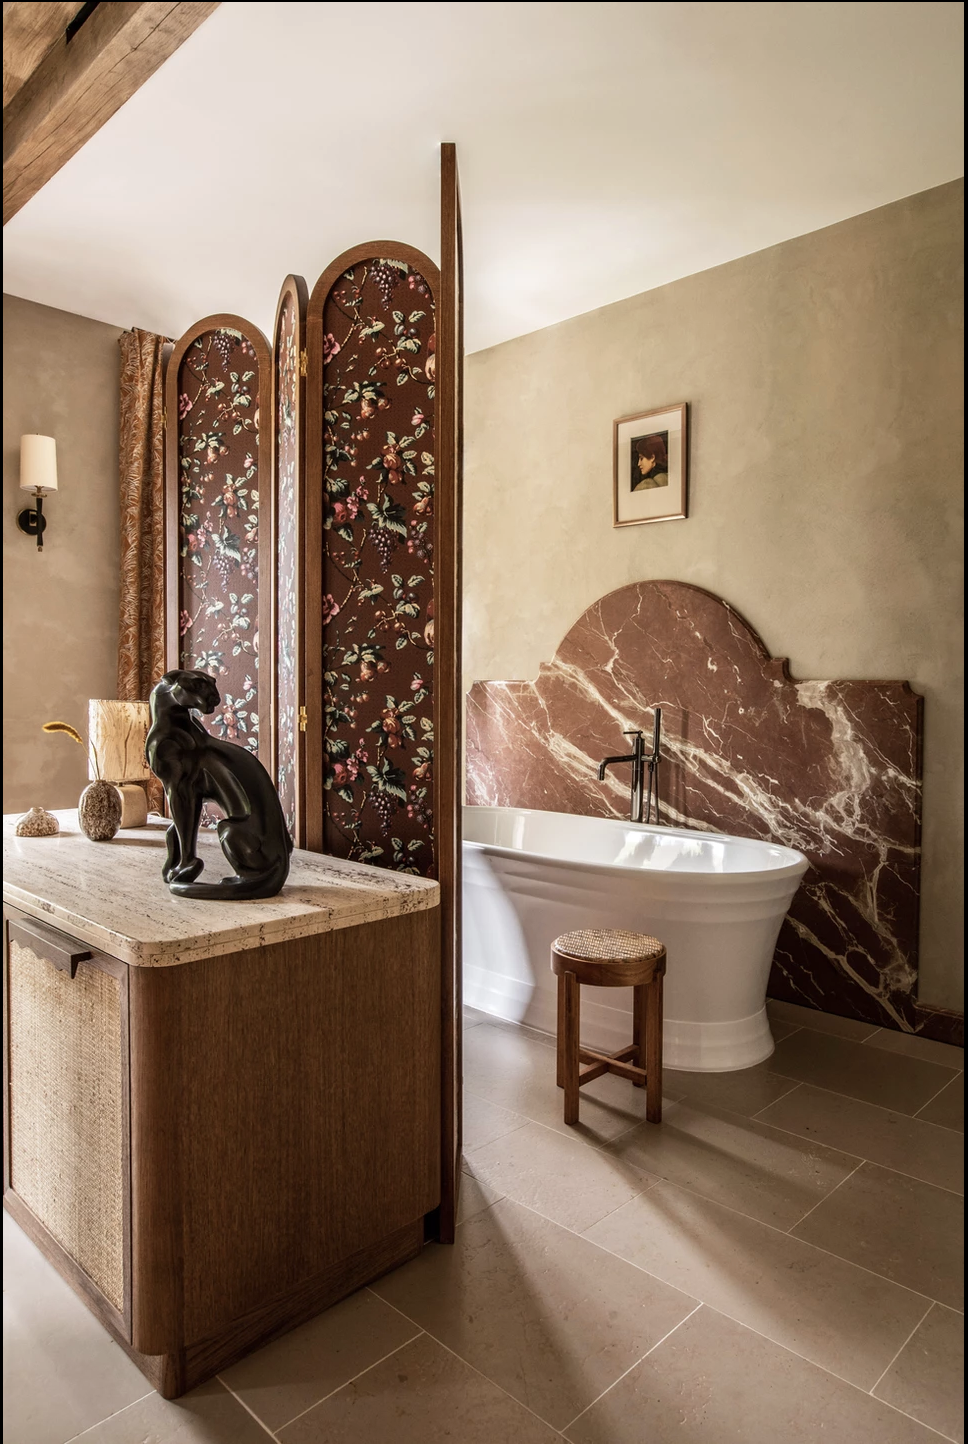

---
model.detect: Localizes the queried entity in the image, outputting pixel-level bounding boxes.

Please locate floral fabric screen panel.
[174,326,266,763]
[274,285,304,839]
[319,258,437,875]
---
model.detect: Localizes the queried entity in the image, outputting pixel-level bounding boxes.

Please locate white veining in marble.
[3,812,439,967]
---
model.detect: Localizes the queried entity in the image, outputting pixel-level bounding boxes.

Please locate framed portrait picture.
[613,402,688,527]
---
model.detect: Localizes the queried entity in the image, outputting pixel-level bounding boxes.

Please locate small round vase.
[15,806,60,837]
[78,780,123,841]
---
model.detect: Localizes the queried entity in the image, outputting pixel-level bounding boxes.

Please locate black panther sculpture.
[146,669,293,900]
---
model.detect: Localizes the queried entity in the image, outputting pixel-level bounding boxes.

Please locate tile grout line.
[61,1390,157,1443]
[257,1327,425,1434]
[364,1292,571,1439]
[691,1304,965,1443]
[374,1197,954,1434]
[758,1074,966,1134]
[912,1071,964,1120]
[868,1397,964,1444]
[866,1301,936,1397]
[559,1302,705,1435]
[466,1127,955,1307]
[783,1158,866,1234]
[617,1172,946,1305]
[734,1114,966,1199]
[463,1082,675,1157]
[378,1201,935,1429]
[214,1376,283,1442]
[747,1079,805,1118]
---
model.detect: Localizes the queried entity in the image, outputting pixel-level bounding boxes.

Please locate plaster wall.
[463,180,964,1012]
[3,295,123,816]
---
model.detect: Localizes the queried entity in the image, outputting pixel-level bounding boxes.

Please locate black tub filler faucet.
[597,709,663,824]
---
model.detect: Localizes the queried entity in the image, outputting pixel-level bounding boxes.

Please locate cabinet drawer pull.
[9,916,93,978]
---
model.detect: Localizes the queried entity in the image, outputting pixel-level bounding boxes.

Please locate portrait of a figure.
[630,431,669,491]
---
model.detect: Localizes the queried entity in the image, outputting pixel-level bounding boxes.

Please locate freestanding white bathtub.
[462,805,809,1071]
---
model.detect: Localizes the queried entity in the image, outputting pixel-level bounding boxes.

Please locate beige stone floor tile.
[464,1091,529,1152]
[793,1161,964,1309]
[759,1084,965,1193]
[278,1332,562,1443]
[873,1303,965,1443]
[463,1006,489,1028]
[564,1306,940,1444]
[665,1061,800,1118]
[458,1162,506,1223]
[917,1073,964,1132]
[863,1029,966,1069]
[605,1099,859,1229]
[372,1195,697,1430]
[466,1119,658,1233]
[464,1019,683,1145]
[218,1286,420,1431]
[766,998,882,1041]
[765,1029,958,1114]
[584,1181,932,1388]
[2,1213,152,1444]
[69,1379,272,1443]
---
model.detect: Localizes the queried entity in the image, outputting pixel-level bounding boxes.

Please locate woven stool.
[551,928,666,1126]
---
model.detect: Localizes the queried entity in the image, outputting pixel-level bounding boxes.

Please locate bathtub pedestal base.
[465,963,776,1073]
[663,1007,775,1072]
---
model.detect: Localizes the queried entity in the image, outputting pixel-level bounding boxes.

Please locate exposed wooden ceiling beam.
[3,2,87,109]
[3,0,219,224]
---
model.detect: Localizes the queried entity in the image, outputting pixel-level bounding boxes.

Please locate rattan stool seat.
[553,928,664,962]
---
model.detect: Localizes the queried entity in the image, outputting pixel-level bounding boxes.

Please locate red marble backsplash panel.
[466,580,962,1044]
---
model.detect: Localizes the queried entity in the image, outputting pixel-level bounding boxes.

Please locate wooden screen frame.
[164,314,274,767]
[436,141,464,1242]
[272,275,310,846]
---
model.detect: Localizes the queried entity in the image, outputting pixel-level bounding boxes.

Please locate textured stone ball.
[14,807,60,837]
[78,781,123,842]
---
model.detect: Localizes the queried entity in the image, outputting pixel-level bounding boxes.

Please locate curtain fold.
[118,328,167,812]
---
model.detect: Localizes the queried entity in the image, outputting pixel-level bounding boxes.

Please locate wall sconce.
[17,434,58,550]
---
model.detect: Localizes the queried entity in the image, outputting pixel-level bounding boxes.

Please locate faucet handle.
[623,729,644,737]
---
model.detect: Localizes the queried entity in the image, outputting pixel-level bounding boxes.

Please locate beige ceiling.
[2,0,964,352]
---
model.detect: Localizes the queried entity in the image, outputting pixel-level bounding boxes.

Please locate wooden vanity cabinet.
[3,902,440,1398]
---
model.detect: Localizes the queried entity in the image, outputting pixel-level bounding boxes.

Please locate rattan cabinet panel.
[8,939,126,1311]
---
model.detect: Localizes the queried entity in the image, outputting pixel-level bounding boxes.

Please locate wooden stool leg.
[645,972,663,1124]
[632,982,648,1087]
[556,970,566,1087]
[562,970,581,1125]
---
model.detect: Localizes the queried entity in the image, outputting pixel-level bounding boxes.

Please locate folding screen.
[164,316,273,768]
[162,146,463,1237]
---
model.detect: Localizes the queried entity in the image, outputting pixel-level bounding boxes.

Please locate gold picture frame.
[613,402,688,526]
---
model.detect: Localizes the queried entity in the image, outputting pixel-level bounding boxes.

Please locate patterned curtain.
[117,328,167,812]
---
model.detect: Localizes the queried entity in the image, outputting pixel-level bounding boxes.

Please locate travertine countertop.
[3,811,439,967]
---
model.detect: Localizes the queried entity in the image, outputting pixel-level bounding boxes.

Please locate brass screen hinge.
[162,406,168,429]
[298,705,309,732]
[299,349,308,377]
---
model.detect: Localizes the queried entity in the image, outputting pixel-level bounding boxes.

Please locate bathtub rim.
[462,803,809,887]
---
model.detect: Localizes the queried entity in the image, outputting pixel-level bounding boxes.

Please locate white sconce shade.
[20,434,58,493]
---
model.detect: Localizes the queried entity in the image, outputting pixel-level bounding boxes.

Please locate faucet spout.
[596,713,663,824]
[597,731,646,822]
